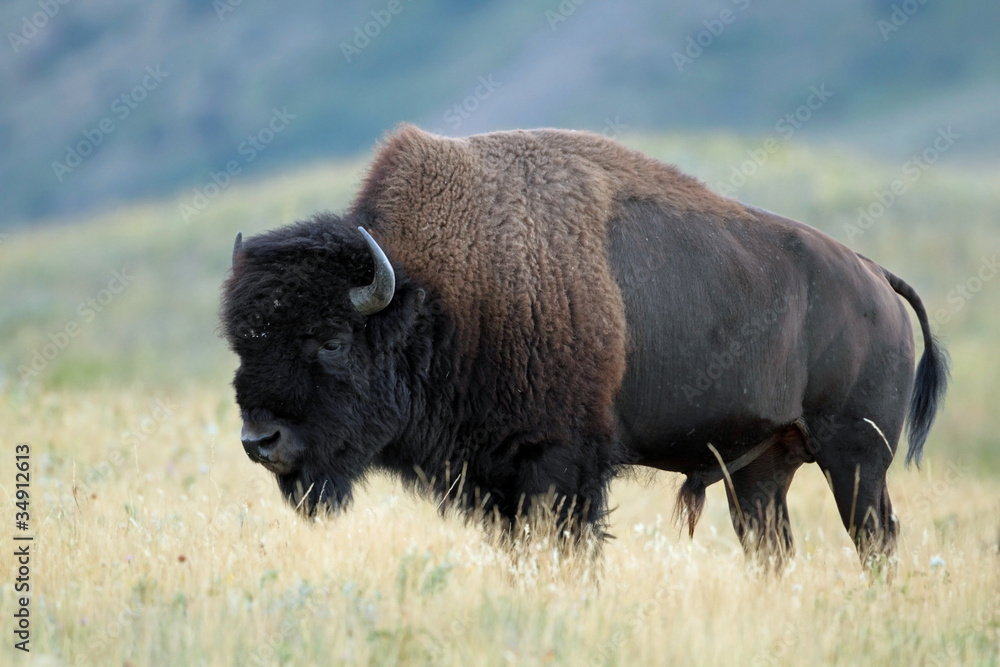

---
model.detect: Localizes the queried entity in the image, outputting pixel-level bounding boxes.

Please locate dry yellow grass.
[1,387,998,666]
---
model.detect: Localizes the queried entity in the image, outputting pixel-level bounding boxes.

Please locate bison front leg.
[723,442,804,571]
[501,438,616,545]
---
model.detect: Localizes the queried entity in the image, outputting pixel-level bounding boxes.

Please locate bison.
[221,125,948,565]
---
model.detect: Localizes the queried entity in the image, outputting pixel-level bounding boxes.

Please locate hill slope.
[1,0,998,226]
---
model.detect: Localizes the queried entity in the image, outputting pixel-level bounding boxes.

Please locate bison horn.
[350,227,395,315]
[232,232,243,265]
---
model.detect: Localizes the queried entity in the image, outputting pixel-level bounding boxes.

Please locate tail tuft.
[674,475,707,538]
[905,333,950,467]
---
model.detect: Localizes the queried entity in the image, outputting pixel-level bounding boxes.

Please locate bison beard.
[222,125,948,567]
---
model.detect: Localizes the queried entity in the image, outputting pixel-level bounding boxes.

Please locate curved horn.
[350,227,395,315]
[232,232,243,265]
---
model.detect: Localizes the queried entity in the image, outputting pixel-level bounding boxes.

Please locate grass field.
[1,134,998,664]
[1,389,998,665]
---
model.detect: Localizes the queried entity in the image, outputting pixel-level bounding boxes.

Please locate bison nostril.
[241,422,282,462]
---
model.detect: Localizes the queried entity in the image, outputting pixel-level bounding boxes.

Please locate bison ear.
[364,284,426,351]
[232,232,243,265]
[350,227,396,315]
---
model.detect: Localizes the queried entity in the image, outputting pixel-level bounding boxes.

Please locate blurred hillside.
[2,0,998,227]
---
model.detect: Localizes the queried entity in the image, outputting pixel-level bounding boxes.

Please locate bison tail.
[674,475,707,538]
[882,267,951,467]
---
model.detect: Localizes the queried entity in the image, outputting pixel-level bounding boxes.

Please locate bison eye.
[317,334,352,368]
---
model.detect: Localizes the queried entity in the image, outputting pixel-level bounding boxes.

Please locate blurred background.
[2,0,998,467]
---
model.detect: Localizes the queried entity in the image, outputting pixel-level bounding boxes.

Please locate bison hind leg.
[721,429,808,572]
[674,475,707,538]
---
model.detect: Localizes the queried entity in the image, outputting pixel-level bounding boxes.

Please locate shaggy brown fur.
[351,125,748,444]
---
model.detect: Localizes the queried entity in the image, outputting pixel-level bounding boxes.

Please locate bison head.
[221,215,428,515]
